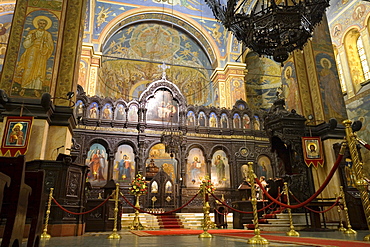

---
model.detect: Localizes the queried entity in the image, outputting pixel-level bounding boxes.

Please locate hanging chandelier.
[160,113,183,158]
[205,0,330,64]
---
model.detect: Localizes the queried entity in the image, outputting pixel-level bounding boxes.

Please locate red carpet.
[130,229,250,236]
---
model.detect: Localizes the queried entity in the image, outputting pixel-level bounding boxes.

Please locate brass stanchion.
[199,176,214,238]
[108,183,122,239]
[130,195,144,230]
[335,192,346,232]
[41,188,53,239]
[247,162,269,245]
[343,120,368,238]
[339,186,356,235]
[284,183,299,236]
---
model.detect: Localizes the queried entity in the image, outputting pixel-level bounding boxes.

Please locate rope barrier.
[255,153,344,209]
[289,191,341,214]
[52,194,112,215]
[120,191,200,215]
[214,207,228,216]
[356,137,370,151]
[210,192,281,214]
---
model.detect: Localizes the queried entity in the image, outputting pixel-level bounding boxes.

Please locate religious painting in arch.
[211,150,230,188]
[75,100,84,116]
[256,155,273,180]
[146,89,178,124]
[198,111,206,126]
[127,104,138,122]
[253,115,261,130]
[115,104,126,121]
[282,62,302,114]
[220,113,228,128]
[186,147,206,187]
[242,114,250,129]
[12,10,59,98]
[114,144,135,184]
[209,112,217,127]
[86,143,108,186]
[233,113,241,128]
[186,111,195,126]
[88,102,99,119]
[146,143,177,182]
[102,103,112,120]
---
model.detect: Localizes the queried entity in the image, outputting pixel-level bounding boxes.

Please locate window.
[336,54,347,92]
[357,37,370,81]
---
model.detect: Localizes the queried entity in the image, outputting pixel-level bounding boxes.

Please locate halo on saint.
[33,16,52,30]
[13,123,23,131]
[307,142,317,150]
[320,57,331,69]
[284,66,292,79]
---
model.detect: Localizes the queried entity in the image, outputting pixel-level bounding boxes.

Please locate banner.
[1,116,33,157]
[302,137,324,169]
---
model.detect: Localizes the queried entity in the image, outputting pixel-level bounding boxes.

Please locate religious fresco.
[245,52,281,111]
[315,53,347,121]
[127,104,138,122]
[12,10,59,98]
[186,111,196,126]
[198,111,206,126]
[220,113,228,128]
[115,104,126,121]
[86,143,108,186]
[0,12,13,72]
[231,78,245,102]
[233,113,241,128]
[75,100,84,116]
[211,150,230,188]
[242,114,250,129]
[88,102,99,119]
[28,0,63,11]
[282,62,303,114]
[146,90,179,124]
[114,144,135,183]
[78,60,88,90]
[99,22,212,105]
[146,143,177,181]
[102,103,113,120]
[209,112,217,127]
[346,93,370,178]
[186,147,206,187]
[256,155,273,180]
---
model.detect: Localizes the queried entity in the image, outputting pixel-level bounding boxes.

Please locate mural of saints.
[13,11,58,97]
[114,145,135,183]
[146,143,177,181]
[86,144,108,186]
[211,150,230,188]
[186,148,206,187]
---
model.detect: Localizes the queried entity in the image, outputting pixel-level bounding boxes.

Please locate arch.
[343,28,365,93]
[97,9,219,66]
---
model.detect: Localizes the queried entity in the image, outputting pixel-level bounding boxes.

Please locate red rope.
[290,192,341,214]
[256,153,344,209]
[365,143,370,151]
[120,191,200,215]
[214,207,229,216]
[210,192,281,214]
[52,195,112,215]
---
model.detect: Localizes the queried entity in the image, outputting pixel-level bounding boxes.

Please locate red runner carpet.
[130,229,250,236]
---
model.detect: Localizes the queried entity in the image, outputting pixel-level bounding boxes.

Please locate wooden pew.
[24,171,45,247]
[0,155,32,247]
[0,172,10,213]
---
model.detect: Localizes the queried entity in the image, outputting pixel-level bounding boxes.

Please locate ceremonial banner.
[302,137,324,169]
[1,116,33,157]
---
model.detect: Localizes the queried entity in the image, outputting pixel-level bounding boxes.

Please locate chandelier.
[161,114,183,158]
[205,0,330,63]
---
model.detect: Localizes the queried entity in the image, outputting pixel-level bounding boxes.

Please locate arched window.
[335,53,347,93]
[356,36,370,81]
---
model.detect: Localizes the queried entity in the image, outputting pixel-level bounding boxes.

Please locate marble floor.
[31,229,370,247]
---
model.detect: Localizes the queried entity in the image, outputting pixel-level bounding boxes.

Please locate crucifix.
[159,62,170,80]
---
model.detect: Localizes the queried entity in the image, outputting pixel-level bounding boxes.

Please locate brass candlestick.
[108,183,121,239]
[41,188,53,239]
[199,176,214,238]
[343,120,368,239]
[247,162,269,245]
[335,192,346,232]
[284,183,299,237]
[130,195,144,230]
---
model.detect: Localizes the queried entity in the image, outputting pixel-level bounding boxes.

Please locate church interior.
[0,0,370,246]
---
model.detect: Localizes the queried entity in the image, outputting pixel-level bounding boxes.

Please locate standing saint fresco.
[16,16,54,93]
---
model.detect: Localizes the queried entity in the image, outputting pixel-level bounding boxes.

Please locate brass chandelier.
[205,0,330,64]
[161,113,183,158]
